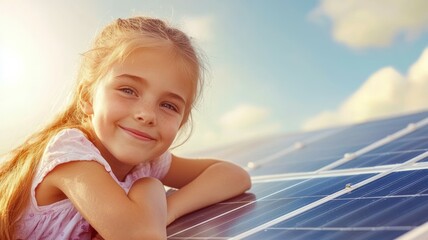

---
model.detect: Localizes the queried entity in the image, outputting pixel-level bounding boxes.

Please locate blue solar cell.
[263,174,370,200]
[400,124,428,141]
[243,228,405,240]
[248,111,428,175]
[340,169,428,198]
[369,135,428,155]
[335,125,428,169]
[335,151,427,169]
[248,157,338,175]
[256,169,428,239]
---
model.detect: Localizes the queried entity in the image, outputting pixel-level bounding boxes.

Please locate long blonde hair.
[0,16,204,240]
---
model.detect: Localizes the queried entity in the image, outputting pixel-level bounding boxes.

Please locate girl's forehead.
[109,48,195,100]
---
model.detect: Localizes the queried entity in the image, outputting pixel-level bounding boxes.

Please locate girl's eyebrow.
[117,74,187,105]
[117,73,146,82]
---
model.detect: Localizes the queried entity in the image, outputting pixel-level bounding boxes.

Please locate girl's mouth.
[119,126,156,141]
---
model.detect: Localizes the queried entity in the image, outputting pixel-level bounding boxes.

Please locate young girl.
[0,16,251,240]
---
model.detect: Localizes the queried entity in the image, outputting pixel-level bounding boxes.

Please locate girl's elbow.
[239,167,252,191]
[226,162,252,192]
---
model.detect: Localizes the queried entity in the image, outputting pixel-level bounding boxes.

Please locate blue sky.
[1,0,428,155]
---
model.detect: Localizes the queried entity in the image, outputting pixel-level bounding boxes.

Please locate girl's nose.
[134,103,156,126]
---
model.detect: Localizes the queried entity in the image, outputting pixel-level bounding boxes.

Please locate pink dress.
[16,128,172,240]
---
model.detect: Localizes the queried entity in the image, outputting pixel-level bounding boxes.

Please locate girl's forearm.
[166,162,251,225]
[125,177,168,239]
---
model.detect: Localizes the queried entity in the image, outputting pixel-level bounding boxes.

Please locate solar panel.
[247,169,428,240]
[168,110,428,239]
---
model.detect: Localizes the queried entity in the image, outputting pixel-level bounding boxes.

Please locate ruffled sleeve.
[31,129,113,209]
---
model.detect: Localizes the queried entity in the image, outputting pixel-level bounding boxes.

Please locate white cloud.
[310,0,428,48]
[302,47,428,130]
[218,104,281,143]
[217,104,281,143]
[219,104,270,130]
[180,16,214,43]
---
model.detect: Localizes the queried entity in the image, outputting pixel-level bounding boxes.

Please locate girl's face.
[86,47,192,168]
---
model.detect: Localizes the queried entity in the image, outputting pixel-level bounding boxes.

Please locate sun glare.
[0,47,25,86]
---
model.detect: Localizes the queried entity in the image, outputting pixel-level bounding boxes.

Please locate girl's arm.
[161,155,252,225]
[46,161,167,240]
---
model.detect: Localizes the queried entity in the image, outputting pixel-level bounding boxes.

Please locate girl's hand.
[162,155,251,224]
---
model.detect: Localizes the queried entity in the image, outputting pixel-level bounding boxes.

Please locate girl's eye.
[119,88,136,96]
[161,102,179,112]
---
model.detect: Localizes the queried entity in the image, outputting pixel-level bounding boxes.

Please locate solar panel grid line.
[319,161,428,180]
[340,193,428,200]
[267,226,414,231]
[406,161,428,171]
[316,117,428,172]
[362,149,427,157]
[245,142,304,171]
[230,150,428,239]
[169,237,230,239]
[245,127,347,171]
[252,161,428,184]
[167,178,312,238]
[251,166,390,183]
[251,161,428,186]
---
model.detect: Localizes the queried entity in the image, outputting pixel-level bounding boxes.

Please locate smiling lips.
[120,126,155,141]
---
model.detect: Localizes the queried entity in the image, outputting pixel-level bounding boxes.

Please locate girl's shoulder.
[42,128,107,164]
[45,128,100,157]
[37,128,112,181]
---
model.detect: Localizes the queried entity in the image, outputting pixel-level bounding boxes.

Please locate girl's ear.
[82,101,94,115]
